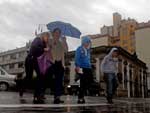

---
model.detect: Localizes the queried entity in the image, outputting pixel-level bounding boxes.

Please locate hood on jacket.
[81,36,91,45]
[101,47,119,73]
[107,48,118,58]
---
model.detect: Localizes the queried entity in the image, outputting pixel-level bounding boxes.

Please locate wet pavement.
[0,92,150,113]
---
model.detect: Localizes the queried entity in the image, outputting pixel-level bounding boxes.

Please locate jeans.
[104,73,118,99]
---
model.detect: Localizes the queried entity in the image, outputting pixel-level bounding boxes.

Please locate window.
[122,40,128,45]
[9,64,14,69]
[10,54,16,59]
[18,63,24,68]
[124,67,127,89]
[19,52,25,58]
[16,53,19,59]
[130,32,135,36]
[0,70,5,75]
[124,46,128,51]
[0,57,2,62]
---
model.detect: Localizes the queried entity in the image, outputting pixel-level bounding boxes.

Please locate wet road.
[0,92,150,113]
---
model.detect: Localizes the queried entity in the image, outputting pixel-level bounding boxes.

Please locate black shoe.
[78,98,85,104]
[41,95,46,100]
[107,98,113,104]
[19,90,24,97]
[54,99,64,104]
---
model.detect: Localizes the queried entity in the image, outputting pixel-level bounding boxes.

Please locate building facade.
[119,19,137,54]
[100,13,137,54]
[135,24,150,92]
[0,44,30,77]
[88,34,109,48]
[89,34,121,48]
[100,13,150,55]
[135,24,150,65]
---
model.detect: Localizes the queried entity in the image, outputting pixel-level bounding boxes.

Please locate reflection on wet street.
[0,92,150,113]
[1,102,150,113]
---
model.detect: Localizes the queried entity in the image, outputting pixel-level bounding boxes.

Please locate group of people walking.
[21,28,119,104]
[24,28,68,104]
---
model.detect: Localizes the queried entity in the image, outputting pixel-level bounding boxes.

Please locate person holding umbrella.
[47,21,81,104]
[48,28,68,104]
[75,36,94,104]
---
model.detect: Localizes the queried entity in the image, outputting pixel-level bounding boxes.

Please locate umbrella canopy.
[47,21,81,38]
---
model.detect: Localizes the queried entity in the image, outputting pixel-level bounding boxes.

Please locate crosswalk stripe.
[0,103,110,108]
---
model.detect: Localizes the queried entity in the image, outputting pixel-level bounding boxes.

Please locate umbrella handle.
[61,36,67,42]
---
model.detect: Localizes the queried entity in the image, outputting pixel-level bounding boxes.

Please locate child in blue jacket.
[75,36,93,104]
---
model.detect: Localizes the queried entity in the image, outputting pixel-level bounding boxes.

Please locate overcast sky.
[0,0,150,51]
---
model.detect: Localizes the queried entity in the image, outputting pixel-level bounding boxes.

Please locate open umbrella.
[47,21,81,38]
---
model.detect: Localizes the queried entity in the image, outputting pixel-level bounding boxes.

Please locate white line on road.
[114,99,147,104]
[0,103,110,108]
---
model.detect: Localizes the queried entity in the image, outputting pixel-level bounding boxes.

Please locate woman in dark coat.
[25,32,50,103]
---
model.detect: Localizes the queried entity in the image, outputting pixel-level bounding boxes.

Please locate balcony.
[0,57,25,65]
[7,68,24,74]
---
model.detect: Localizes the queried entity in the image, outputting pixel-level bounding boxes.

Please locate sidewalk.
[0,91,107,105]
[0,92,150,113]
[0,91,149,107]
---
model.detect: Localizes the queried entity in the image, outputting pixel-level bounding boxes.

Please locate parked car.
[0,67,16,91]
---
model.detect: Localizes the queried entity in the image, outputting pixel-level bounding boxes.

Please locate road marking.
[114,99,147,104]
[0,103,110,108]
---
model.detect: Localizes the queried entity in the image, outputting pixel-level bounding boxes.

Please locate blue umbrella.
[47,21,81,38]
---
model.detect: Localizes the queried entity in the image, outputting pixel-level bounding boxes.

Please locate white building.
[0,44,29,77]
[88,34,109,48]
[101,26,113,36]
[135,25,150,91]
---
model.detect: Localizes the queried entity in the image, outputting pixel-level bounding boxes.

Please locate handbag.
[37,51,52,75]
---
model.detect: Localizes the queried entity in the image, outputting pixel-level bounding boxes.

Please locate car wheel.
[0,83,9,91]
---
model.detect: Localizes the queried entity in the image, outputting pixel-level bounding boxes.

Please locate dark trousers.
[78,68,93,99]
[23,55,46,98]
[41,61,64,99]
[53,61,64,99]
[32,58,45,98]
[25,55,34,80]
[104,73,118,99]
[44,65,54,94]
[18,55,34,96]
